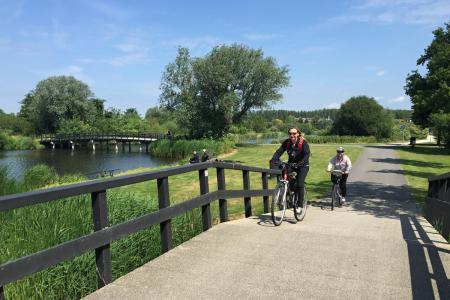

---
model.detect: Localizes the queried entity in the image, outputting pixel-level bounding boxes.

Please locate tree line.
[1,22,448,147]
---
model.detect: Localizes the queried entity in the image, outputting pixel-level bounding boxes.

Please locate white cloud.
[374,96,383,101]
[388,96,406,102]
[333,0,450,25]
[162,36,221,49]
[325,102,341,109]
[243,33,282,41]
[377,70,386,76]
[109,52,153,66]
[66,65,83,74]
[35,65,92,83]
[83,0,135,20]
[115,43,139,53]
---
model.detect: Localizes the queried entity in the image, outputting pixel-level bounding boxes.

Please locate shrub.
[23,164,59,189]
[149,139,235,159]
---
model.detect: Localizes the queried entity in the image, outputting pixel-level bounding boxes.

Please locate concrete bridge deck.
[85,146,450,299]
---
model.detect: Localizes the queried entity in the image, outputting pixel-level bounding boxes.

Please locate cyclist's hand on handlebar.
[291,162,304,168]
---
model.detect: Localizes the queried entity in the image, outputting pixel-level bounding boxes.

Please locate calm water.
[0,147,176,179]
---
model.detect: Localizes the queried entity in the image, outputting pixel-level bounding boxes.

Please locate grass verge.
[395,144,450,206]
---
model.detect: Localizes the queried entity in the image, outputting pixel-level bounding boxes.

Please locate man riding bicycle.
[270,127,310,207]
[327,146,352,203]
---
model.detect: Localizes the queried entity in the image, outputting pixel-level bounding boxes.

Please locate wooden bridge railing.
[0,161,280,299]
[426,172,450,240]
[40,132,170,142]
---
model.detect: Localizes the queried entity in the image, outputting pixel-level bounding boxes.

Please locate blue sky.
[0,0,449,115]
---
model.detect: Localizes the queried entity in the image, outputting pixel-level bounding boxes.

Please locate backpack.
[284,138,304,153]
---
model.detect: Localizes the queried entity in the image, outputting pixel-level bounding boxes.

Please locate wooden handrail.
[0,161,280,299]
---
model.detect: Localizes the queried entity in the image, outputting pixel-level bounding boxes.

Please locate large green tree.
[405,23,450,130]
[332,96,393,139]
[160,45,290,138]
[19,76,96,133]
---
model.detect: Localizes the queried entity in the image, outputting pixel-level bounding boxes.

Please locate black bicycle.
[330,169,343,210]
[271,161,307,226]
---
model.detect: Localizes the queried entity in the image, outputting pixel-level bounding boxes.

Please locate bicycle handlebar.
[330,169,344,175]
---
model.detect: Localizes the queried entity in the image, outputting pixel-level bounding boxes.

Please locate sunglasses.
[288,132,298,135]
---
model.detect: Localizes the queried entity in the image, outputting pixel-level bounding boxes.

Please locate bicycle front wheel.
[271,182,287,226]
[331,184,340,210]
[294,187,308,221]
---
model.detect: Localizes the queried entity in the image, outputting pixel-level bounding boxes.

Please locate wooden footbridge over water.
[0,146,449,299]
[40,133,170,152]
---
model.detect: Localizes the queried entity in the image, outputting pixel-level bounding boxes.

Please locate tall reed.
[0,169,203,299]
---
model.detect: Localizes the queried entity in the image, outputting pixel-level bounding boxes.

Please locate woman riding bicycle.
[270,127,310,207]
[327,147,352,203]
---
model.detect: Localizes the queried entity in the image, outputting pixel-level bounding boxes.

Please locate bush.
[23,164,59,189]
[149,139,235,159]
[0,132,8,150]
[301,135,377,144]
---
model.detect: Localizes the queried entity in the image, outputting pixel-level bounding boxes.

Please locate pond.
[0,147,176,179]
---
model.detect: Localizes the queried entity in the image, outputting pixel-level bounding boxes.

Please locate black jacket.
[271,138,310,166]
[190,153,200,163]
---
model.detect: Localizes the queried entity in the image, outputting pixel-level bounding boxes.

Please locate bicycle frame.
[271,162,307,225]
[330,170,343,209]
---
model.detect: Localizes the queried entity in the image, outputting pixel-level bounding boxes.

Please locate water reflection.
[0,146,175,179]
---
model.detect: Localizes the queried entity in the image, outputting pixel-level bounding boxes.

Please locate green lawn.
[396,144,450,205]
[118,143,363,220]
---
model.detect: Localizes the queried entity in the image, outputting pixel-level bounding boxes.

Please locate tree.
[405,23,450,131]
[159,45,289,138]
[19,76,96,133]
[333,96,393,139]
[429,111,450,147]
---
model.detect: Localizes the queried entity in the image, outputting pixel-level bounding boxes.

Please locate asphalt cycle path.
[85,145,449,300]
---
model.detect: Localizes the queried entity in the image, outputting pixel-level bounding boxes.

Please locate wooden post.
[128,142,131,152]
[243,170,251,217]
[199,169,211,231]
[91,190,112,288]
[262,172,269,213]
[158,177,172,253]
[216,167,228,222]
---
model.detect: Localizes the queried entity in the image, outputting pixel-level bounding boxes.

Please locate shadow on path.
[400,214,450,299]
[370,157,445,169]
[346,181,420,219]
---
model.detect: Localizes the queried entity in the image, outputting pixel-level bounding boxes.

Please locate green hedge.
[270,135,378,144]
[149,138,235,159]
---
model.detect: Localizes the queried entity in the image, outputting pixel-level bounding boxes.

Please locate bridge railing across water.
[0,161,280,299]
[40,132,170,142]
[427,172,450,240]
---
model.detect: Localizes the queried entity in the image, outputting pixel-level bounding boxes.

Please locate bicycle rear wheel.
[271,182,287,226]
[294,187,307,221]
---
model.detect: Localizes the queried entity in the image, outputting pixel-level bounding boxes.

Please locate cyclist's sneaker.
[341,197,346,203]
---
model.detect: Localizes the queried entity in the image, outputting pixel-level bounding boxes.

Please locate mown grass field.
[119,143,364,220]
[395,144,450,205]
[1,143,363,299]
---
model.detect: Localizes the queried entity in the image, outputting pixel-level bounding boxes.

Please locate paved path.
[85,146,450,299]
